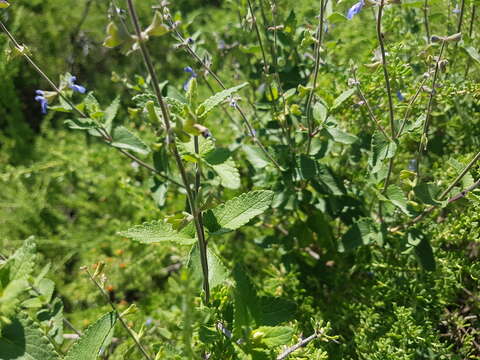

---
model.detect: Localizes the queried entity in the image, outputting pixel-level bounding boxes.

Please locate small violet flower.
[452,5,461,14]
[145,317,153,326]
[183,66,197,91]
[68,76,86,94]
[347,0,364,20]
[34,90,48,114]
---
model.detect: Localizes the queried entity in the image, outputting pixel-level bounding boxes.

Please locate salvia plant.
[1,0,479,358]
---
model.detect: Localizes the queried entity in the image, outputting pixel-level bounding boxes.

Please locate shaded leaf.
[340,218,379,252]
[331,88,355,110]
[188,245,228,289]
[118,220,196,245]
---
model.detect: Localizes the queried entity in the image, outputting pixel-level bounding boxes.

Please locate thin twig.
[416,40,446,177]
[423,0,431,43]
[85,269,153,360]
[125,0,210,303]
[456,0,466,33]
[276,332,318,360]
[305,0,326,155]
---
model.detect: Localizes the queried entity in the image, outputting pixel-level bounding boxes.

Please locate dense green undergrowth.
[1,0,479,359]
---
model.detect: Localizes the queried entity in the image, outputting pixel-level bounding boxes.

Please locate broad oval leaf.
[111,126,150,155]
[196,83,248,119]
[118,220,196,245]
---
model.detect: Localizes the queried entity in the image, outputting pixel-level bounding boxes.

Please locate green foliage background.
[1,0,480,359]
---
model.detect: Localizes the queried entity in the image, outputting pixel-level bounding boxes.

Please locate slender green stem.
[416,40,446,177]
[0,19,183,188]
[464,4,476,78]
[305,0,326,155]
[456,0,466,33]
[85,269,153,360]
[396,75,429,138]
[423,0,431,43]
[438,151,480,200]
[125,0,210,303]
[352,69,391,140]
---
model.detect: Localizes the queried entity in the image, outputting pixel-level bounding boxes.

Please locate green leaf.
[232,265,260,338]
[327,12,347,23]
[462,45,480,65]
[196,83,248,118]
[188,245,228,289]
[312,101,328,124]
[0,312,59,360]
[204,190,274,235]
[340,218,379,252]
[244,145,270,169]
[331,88,355,110]
[0,1,10,9]
[299,155,316,180]
[65,312,117,360]
[386,185,411,216]
[64,118,98,131]
[327,127,358,144]
[254,326,294,347]
[409,230,436,271]
[118,220,196,245]
[111,126,150,155]
[104,97,120,133]
[210,160,241,189]
[370,131,397,173]
[10,236,37,280]
[258,297,296,326]
[414,183,443,206]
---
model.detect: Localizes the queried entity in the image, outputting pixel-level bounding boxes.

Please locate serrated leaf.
[331,88,355,110]
[462,45,480,65]
[204,190,274,235]
[409,230,436,271]
[299,155,316,180]
[118,220,196,245]
[11,236,36,280]
[386,185,411,215]
[258,297,296,326]
[0,312,59,360]
[414,183,443,206]
[65,312,117,360]
[210,160,241,189]
[233,265,260,338]
[339,218,379,252]
[370,131,397,173]
[188,245,228,289]
[255,326,294,347]
[196,83,248,118]
[104,97,120,133]
[111,126,150,155]
[64,118,98,131]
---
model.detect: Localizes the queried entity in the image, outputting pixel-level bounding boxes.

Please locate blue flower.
[68,76,86,94]
[347,0,364,20]
[408,159,417,171]
[396,91,405,102]
[34,90,48,114]
[145,317,153,326]
[452,5,461,14]
[183,66,197,91]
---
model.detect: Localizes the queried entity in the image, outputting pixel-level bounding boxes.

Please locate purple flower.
[452,5,461,14]
[34,90,48,114]
[396,91,405,102]
[347,0,364,20]
[68,76,86,94]
[145,317,153,326]
[183,66,197,91]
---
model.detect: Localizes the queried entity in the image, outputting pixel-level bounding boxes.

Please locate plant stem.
[85,269,153,360]
[396,75,428,138]
[0,19,183,188]
[416,40,446,177]
[423,0,431,43]
[464,4,476,78]
[125,0,210,303]
[456,0,466,33]
[305,0,326,155]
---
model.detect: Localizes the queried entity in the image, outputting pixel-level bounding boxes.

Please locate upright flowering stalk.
[347,0,365,19]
